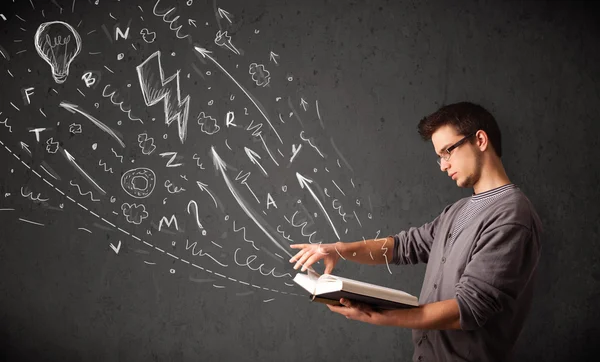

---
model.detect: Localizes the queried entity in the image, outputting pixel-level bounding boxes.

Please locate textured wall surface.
[0,0,598,361]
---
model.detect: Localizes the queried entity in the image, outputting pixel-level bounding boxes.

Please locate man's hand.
[289,242,341,273]
[327,298,384,325]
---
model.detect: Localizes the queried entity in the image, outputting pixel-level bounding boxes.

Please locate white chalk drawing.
[186,200,205,233]
[29,127,49,142]
[121,167,156,199]
[197,112,220,135]
[98,159,113,173]
[185,239,228,267]
[300,131,325,158]
[137,51,190,144]
[164,179,185,194]
[20,186,49,202]
[276,225,293,242]
[121,203,149,225]
[217,8,232,23]
[300,98,308,111]
[296,172,340,240]
[102,84,143,124]
[0,117,12,132]
[235,170,260,204]
[140,28,156,43]
[214,30,239,55]
[59,102,125,148]
[233,248,291,278]
[269,51,279,65]
[69,180,100,202]
[290,144,302,163]
[69,123,81,134]
[212,147,292,258]
[45,137,59,153]
[19,217,45,226]
[111,148,124,163]
[153,0,189,39]
[158,214,179,231]
[195,181,219,209]
[225,111,237,128]
[34,21,81,84]
[232,220,259,250]
[110,240,122,254]
[249,63,270,87]
[192,154,205,169]
[285,210,319,244]
[61,148,106,195]
[159,151,184,167]
[137,133,156,155]
[1,141,295,296]
[244,147,268,177]
[195,47,283,145]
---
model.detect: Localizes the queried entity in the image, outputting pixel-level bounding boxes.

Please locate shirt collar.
[471,183,517,202]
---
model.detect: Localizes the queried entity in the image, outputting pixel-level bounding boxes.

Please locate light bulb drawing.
[34,21,82,84]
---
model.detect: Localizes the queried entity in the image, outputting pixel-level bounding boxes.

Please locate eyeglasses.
[436,132,476,166]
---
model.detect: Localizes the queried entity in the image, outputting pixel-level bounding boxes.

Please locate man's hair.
[417,102,503,157]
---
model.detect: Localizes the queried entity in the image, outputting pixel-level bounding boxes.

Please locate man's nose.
[439,158,449,172]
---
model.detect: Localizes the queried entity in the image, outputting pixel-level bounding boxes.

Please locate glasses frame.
[436,132,477,166]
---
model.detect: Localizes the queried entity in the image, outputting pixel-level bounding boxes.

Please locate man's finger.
[289,248,307,262]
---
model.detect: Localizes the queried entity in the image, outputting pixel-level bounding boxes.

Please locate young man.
[289,102,542,362]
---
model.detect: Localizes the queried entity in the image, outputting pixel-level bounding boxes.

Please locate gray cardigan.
[392,185,542,362]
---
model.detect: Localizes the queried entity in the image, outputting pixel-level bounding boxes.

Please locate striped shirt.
[391,184,542,362]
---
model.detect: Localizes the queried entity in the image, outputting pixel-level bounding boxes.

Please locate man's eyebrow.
[436,143,453,156]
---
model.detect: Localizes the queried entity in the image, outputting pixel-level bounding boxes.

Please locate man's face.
[431,125,482,188]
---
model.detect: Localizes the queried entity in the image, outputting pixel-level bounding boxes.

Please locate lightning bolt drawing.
[136,51,190,144]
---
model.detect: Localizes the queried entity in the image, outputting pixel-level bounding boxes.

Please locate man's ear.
[476,130,489,152]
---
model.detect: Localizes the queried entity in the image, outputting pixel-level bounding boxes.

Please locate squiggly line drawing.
[153,0,189,39]
[287,210,319,243]
[102,84,143,124]
[276,225,293,242]
[111,147,123,163]
[185,239,228,267]
[69,180,100,201]
[0,117,12,132]
[0,139,300,296]
[20,187,49,202]
[98,159,113,173]
[233,248,291,278]
[232,220,259,251]
[300,131,325,158]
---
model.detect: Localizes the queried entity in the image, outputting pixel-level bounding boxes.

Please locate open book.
[293,270,419,310]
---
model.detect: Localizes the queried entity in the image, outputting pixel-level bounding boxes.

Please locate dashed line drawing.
[34,21,82,84]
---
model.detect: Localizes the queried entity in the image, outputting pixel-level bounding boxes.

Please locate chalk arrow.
[194,46,283,144]
[218,8,232,24]
[296,172,340,240]
[110,240,121,254]
[300,98,308,111]
[196,181,220,209]
[211,147,292,258]
[20,141,32,156]
[61,148,107,195]
[244,147,268,177]
[269,51,279,65]
[188,19,197,27]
